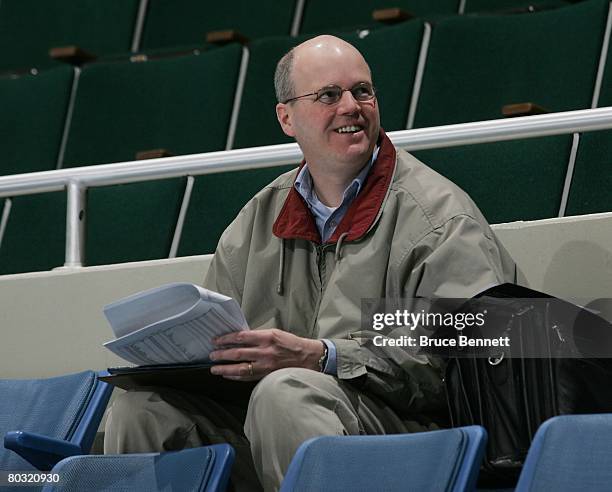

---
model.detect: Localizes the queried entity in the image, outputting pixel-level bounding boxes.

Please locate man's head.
[275,36,380,176]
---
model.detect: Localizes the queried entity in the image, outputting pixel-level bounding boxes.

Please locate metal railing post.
[64,181,86,267]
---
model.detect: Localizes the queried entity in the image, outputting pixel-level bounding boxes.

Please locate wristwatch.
[318,342,329,372]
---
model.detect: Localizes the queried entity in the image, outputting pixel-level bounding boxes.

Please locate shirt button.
[330,220,337,227]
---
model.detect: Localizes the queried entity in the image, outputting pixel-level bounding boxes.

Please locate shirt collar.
[294,145,380,206]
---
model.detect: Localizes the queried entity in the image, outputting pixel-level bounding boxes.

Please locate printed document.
[103,283,248,366]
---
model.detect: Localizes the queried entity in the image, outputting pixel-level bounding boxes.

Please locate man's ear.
[276,103,296,137]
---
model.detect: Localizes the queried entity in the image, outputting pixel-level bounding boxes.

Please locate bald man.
[105,36,515,491]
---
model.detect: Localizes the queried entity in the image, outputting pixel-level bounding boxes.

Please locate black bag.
[444,283,612,486]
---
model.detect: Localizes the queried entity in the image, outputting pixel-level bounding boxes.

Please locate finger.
[209,347,265,362]
[214,329,274,347]
[210,362,254,378]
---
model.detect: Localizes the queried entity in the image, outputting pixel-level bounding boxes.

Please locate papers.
[103,283,248,366]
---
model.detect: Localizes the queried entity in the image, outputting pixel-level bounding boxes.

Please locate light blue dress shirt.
[293,146,380,374]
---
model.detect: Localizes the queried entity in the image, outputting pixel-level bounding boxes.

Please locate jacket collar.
[272,129,396,244]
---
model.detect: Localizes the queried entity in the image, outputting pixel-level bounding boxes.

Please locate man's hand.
[209,329,325,381]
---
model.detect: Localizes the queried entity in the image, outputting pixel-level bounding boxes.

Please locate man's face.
[276,41,380,174]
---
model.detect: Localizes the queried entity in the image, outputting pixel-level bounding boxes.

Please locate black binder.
[100,362,256,407]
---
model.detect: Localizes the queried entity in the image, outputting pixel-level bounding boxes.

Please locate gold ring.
[247,362,254,377]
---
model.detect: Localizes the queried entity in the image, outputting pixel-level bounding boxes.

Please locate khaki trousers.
[104,367,410,492]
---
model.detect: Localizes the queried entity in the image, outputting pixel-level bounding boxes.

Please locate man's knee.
[105,390,196,453]
[107,390,157,430]
[245,368,342,430]
[250,368,332,406]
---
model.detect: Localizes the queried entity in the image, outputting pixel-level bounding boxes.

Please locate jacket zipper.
[309,243,330,337]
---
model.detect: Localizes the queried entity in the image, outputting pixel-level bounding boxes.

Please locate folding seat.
[564,130,612,216]
[57,45,244,266]
[0,192,66,275]
[42,445,234,492]
[0,0,139,73]
[464,0,570,14]
[412,0,610,223]
[0,66,73,176]
[299,0,460,34]
[515,414,612,492]
[280,426,487,491]
[565,30,612,216]
[414,0,608,127]
[176,166,296,256]
[1,371,112,472]
[140,0,297,50]
[62,45,244,167]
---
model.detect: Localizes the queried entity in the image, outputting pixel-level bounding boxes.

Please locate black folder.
[100,362,256,406]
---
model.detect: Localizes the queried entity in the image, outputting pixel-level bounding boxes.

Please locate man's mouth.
[334,125,363,134]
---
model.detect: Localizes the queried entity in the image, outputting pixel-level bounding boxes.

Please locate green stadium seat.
[299,0,459,34]
[232,36,301,149]
[0,0,139,73]
[62,44,244,167]
[464,0,570,14]
[565,30,612,216]
[414,136,573,223]
[412,0,610,223]
[140,0,298,50]
[414,0,609,127]
[565,130,612,216]
[85,179,187,266]
[0,66,73,176]
[0,193,66,275]
[177,167,296,256]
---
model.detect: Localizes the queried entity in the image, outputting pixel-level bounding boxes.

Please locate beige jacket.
[204,131,515,422]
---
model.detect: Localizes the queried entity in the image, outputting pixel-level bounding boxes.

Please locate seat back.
[415,0,608,128]
[140,0,297,50]
[280,426,487,492]
[299,0,459,34]
[0,371,111,472]
[42,444,235,492]
[0,0,139,72]
[515,414,612,491]
[62,44,243,167]
[0,192,66,275]
[0,66,73,176]
[565,27,612,216]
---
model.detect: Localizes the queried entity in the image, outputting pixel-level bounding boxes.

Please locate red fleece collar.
[272,130,396,244]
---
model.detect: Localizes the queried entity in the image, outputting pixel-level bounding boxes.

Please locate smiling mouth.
[334,125,363,134]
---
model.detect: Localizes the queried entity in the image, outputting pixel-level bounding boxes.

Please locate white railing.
[1,106,611,267]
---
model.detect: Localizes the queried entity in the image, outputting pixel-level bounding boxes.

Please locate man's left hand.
[209,329,325,381]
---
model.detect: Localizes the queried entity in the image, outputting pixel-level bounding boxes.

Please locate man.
[105,35,515,491]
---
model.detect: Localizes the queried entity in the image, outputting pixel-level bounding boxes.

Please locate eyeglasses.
[283,82,376,105]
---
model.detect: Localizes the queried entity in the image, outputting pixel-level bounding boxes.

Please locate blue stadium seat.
[1,371,113,472]
[41,444,234,492]
[515,414,612,492]
[280,426,487,491]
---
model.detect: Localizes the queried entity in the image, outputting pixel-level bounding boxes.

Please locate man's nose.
[337,89,360,114]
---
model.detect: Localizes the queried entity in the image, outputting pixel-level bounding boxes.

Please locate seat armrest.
[4,431,83,470]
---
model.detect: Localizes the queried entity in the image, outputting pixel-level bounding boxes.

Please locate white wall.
[0,255,212,379]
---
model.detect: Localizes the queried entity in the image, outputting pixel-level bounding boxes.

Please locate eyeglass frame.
[281,82,376,105]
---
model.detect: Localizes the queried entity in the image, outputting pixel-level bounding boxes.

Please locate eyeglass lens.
[317,83,375,104]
